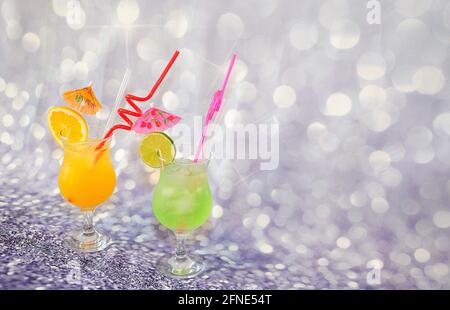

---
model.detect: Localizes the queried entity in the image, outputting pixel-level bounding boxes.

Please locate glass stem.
[175,232,188,260]
[82,210,95,237]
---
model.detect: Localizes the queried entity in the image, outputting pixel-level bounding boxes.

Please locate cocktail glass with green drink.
[140,132,213,278]
[137,53,236,277]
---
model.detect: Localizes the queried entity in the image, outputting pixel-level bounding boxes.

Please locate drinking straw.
[193,53,237,162]
[102,50,180,140]
[102,69,131,137]
[157,148,165,170]
[93,51,180,154]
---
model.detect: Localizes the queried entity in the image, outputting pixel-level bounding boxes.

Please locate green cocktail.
[139,132,213,278]
[152,159,212,232]
[151,157,212,277]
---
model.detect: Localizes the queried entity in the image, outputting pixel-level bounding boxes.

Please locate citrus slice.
[139,132,176,168]
[47,106,88,147]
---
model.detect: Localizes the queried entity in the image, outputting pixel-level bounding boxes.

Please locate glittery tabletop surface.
[0,171,449,290]
[1,0,450,289]
[0,178,304,290]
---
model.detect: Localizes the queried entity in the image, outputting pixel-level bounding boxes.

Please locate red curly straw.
[95,50,180,153]
[103,50,180,140]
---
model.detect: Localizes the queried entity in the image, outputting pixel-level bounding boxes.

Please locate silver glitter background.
[1,0,450,289]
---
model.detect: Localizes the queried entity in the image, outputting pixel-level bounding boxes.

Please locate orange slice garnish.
[47,106,88,147]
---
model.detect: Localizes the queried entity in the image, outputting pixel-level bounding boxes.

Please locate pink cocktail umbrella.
[132,107,181,134]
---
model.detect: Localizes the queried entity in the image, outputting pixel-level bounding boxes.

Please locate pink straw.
[194,53,237,162]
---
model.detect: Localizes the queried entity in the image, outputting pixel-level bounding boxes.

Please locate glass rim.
[171,157,210,166]
[61,135,112,147]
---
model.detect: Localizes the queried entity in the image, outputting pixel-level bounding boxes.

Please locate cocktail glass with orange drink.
[48,103,116,252]
[59,136,116,252]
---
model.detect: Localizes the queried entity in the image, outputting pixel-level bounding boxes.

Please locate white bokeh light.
[414,248,431,263]
[256,214,270,228]
[371,197,389,214]
[32,123,46,140]
[336,237,351,249]
[5,83,18,98]
[359,85,386,109]
[136,38,160,62]
[329,19,360,49]
[2,114,14,127]
[217,13,244,40]
[247,193,262,207]
[162,91,179,110]
[165,11,188,38]
[433,113,450,136]
[273,85,296,108]
[82,51,99,70]
[21,32,40,53]
[357,52,386,80]
[66,6,86,30]
[412,147,435,164]
[413,66,445,95]
[325,93,352,116]
[212,205,223,219]
[225,109,242,128]
[259,243,273,254]
[52,0,67,16]
[369,150,391,174]
[350,191,368,207]
[433,211,450,228]
[12,95,25,110]
[1,1,16,22]
[363,110,392,132]
[117,0,140,25]
[307,122,328,141]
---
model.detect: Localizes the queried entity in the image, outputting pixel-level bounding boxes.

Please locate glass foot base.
[64,229,111,253]
[157,254,205,278]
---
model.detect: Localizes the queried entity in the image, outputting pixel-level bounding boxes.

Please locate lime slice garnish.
[139,132,176,168]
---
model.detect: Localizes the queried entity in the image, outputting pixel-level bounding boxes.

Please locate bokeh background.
[0,0,449,289]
